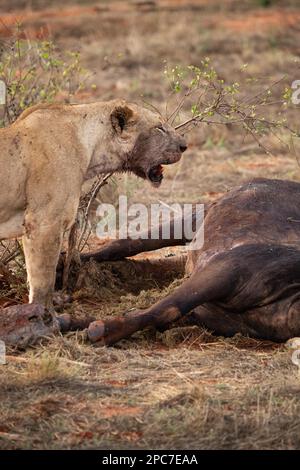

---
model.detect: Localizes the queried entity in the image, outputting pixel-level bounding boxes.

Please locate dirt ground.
[1,0,300,450]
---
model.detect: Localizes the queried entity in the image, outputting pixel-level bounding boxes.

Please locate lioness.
[0,99,187,309]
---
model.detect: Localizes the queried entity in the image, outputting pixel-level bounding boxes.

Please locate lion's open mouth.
[147,165,164,186]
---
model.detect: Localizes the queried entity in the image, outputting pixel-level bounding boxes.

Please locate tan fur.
[0,99,186,308]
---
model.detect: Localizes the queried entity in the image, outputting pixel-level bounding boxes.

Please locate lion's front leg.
[22,220,64,310]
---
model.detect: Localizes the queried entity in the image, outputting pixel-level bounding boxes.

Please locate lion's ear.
[111,105,135,134]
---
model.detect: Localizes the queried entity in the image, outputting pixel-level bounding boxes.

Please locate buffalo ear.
[111,105,135,134]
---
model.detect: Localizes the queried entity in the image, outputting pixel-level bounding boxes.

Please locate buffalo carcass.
[85,178,300,345]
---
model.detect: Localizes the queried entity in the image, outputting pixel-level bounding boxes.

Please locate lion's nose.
[179,143,187,153]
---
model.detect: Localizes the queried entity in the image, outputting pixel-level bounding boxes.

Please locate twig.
[77,172,113,251]
[174,114,205,131]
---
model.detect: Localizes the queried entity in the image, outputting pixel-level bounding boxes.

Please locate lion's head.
[110,101,187,187]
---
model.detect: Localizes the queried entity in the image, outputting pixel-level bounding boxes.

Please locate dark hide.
[86,178,300,345]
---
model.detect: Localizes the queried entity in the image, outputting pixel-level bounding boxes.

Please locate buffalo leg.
[87,255,236,345]
[81,206,205,262]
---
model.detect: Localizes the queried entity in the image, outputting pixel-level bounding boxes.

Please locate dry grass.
[1,262,300,450]
[1,0,300,450]
[1,329,300,449]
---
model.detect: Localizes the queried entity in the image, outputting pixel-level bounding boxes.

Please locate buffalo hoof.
[87,312,144,346]
[57,313,96,332]
[87,319,106,345]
